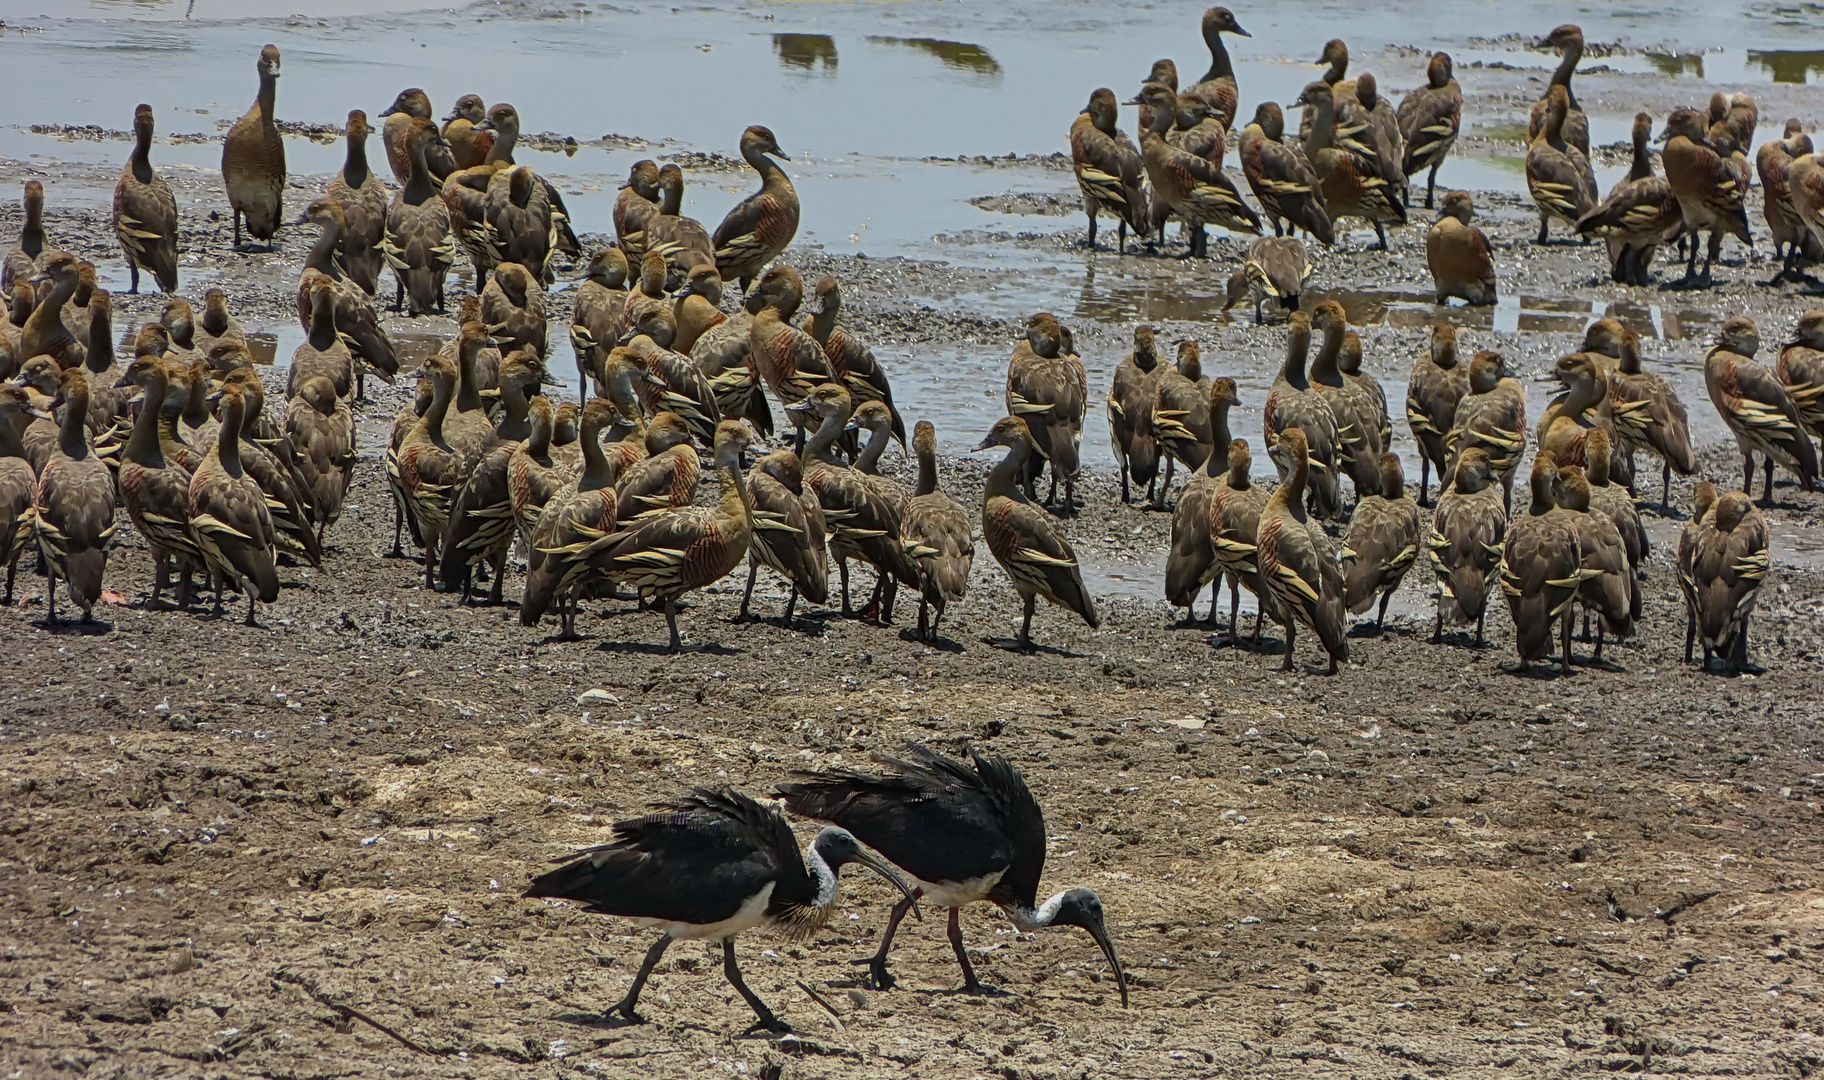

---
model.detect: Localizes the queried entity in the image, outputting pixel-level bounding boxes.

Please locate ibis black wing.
[779,743,1041,902]
[526,788,807,926]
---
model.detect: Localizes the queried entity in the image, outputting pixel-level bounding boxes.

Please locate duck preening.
[780,744,1126,1005]
[526,787,918,1032]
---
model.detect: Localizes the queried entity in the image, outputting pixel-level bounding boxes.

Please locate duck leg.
[1085,211,1097,251]
[781,585,798,627]
[663,596,682,653]
[44,565,58,624]
[1684,611,1696,664]
[1426,163,1440,211]
[245,591,259,627]
[1743,453,1756,502]
[233,210,244,250]
[1537,215,1550,246]
[487,550,507,605]
[1376,590,1392,632]
[739,562,758,620]
[1763,455,1776,505]
[1374,221,1390,251]
[151,556,169,609]
[1018,595,1035,650]
[1280,621,1297,672]
[1418,456,1431,507]
[608,935,672,1024]
[917,594,930,642]
[1228,579,1243,647]
[947,907,985,995]
[1559,610,1573,676]
[4,555,16,604]
[1475,609,1485,647]
[1150,458,1175,511]
[855,894,915,990]
[839,558,853,617]
[1430,608,1443,645]
[1207,579,1221,628]
[1661,460,1672,515]
[126,262,141,295]
[1117,217,1127,256]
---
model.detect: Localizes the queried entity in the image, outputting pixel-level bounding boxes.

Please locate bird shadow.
[898,628,964,653]
[1500,660,1575,679]
[33,616,113,636]
[981,636,1089,657]
[593,639,743,657]
[1570,654,1628,674]
[1429,631,1495,650]
[549,1010,641,1031]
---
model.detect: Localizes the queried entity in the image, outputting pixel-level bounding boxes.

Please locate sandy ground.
[4,116,1824,1079]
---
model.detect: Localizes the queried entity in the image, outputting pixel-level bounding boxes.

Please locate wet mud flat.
[3,157,1824,1079]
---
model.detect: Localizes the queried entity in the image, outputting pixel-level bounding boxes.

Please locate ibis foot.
[850,956,897,991]
[606,1001,646,1025]
[742,1015,792,1036]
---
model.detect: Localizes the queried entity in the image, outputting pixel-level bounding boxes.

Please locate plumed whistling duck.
[1396,52,1461,210]
[186,381,279,624]
[1425,447,1505,645]
[1526,85,1597,245]
[1680,487,1769,673]
[1574,113,1683,285]
[1238,103,1333,246]
[1340,453,1420,631]
[1498,452,1582,676]
[1263,311,1341,518]
[382,117,456,317]
[1705,315,1818,503]
[1757,119,1820,277]
[221,46,285,250]
[973,414,1099,649]
[713,126,799,294]
[1660,107,1751,285]
[1294,80,1405,250]
[1005,312,1088,507]
[1446,351,1526,512]
[1257,426,1348,674]
[1528,26,1590,157]
[1223,235,1310,324]
[1107,324,1162,504]
[1183,6,1249,129]
[1131,83,1260,257]
[1555,464,1636,660]
[740,448,829,627]
[113,355,204,608]
[113,104,180,295]
[901,421,973,643]
[325,109,390,296]
[1069,88,1148,253]
[1426,191,1496,305]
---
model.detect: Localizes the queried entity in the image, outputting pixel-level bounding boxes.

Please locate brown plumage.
[1135,58,1180,134]
[507,395,572,554]
[288,272,355,401]
[1294,80,1405,250]
[1608,324,1695,511]
[974,415,1098,649]
[393,354,467,588]
[749,265,836,445]
[1340,454,1419,628]
[379,89,456,187]
[1681,488,1769,672]
[1167,96,1229,166]
[1238,103,1333,246]
[518,400,626,639]
[713,126,799,293]
[20,252,86,370]
[1425,448,1506,645]
[1574,112,1682,285]
[1397,52,1462,210]
[1499,452,1584,675]
[1557,464,1636,657]
[901,421,973,642]
[1263,311,1342,518]
[1107,324,1162,503]
[325,110,390,296]
[1223,235,1311,323]
[801,276,903,445]
[1757,119,1820,277]
[622,308,724,446]
[612,413,701,529]
[441,94,494,171]
[221,45,286,248]
[297,198,397,397]
[1206,439,1274,645]
[485,164,556,284]
[1164,379,1238,621]
[613,160,663,266]
[1132,83,1259,257]
[693,293,770,438]
[1446,351,1527,512]
[1149,340,1215,506]
[114,104,179,295]
[2,181,47,298]
[481,261,548,358]
[645,164,718,283]
[1536,352,1621,474]
[1786,150,1824,270]
[1338,330,1391,454]
[187,382,279,624]
[740,448,829,626]
[556,421,759,652]
[471,104,580,259]
[0,386,38,603]
[210,369,322,570]
[1182,6,1249,130]
[1660,107,1751,284]
[195,289,246,356]
[1526,85,1597,244]
[113,356,203,607]
[1527,25,1590,158]
[283,374,355,544]
[1005,312,1087,508]
[1257,427,1348,673]
[1352,74,1407,206]
[1426,191,1496,304]
[1309,301,1383,501]
[383,117,456,317]
[1705,315,1818,504]
[1778,309,1824,441]
[670,264,726,355]
[1582,429,1648,584]
[792,386,919,619]
[1069,88,1148,253]
[570,246,631,397]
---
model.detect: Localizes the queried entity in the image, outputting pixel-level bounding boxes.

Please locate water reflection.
[867,37,1003,79]
[1072,279,1719,341]
[774,34,838,76]
[1747,49,1824,84]
[246,331,277,366]
[1646,53,1705,79]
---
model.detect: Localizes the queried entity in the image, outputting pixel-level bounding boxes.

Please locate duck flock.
[1,9,1822,1030]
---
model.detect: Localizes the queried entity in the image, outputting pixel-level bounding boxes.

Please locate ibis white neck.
[1009,890,1070,932]
[805,844,839,909]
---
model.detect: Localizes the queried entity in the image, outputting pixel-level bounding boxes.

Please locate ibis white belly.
[636,882,775,942]
[912,871,1004,911]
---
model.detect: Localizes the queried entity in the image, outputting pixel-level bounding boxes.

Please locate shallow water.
[0,0,1790,475]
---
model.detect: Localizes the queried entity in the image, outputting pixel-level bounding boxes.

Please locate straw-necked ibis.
[779,744,1128,1005]
[526,787,919,1032]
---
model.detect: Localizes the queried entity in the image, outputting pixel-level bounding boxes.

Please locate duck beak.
[1124,94,1145,107]
[847,848,922,922]
[971,434,996,452]
[784,399,815,415]
[842,417,861,434]
[769,146,792,161]
[1231,21,1251,37]
[475,119,494,132]
[26,406,53,421]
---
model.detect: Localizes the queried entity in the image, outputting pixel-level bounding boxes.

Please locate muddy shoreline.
[5,61,1824,1080]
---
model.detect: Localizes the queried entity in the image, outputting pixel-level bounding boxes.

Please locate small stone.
[168,946,195,975]
[576,688,620,705]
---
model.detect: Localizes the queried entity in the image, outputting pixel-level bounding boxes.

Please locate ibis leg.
[856,894,916,990]
[947,907,984,994]
[609,935,672,1023]
[724,939,789,1033]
